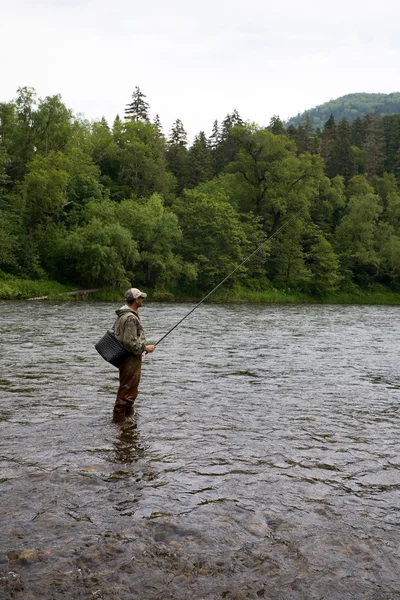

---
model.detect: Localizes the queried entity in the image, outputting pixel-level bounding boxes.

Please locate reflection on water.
[0,300,400,599]
[112,420,145,464]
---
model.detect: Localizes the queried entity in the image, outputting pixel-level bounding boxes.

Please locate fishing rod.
[154,206,305,347]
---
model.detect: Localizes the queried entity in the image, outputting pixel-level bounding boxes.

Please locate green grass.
[171,284,400,305]
[1,274,400,305]
[0,273,72,300]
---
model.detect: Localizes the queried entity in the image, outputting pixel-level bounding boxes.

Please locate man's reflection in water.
[113,416,145,464]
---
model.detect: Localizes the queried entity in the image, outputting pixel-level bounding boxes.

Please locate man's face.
[136,296,144,307]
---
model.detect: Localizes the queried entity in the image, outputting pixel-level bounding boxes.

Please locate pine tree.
[153,114,163,131]
[186,131,214,188]
[209,119,220,150]
[214,110,244,173]
[382,115,400,173]
[168,119,187,146]
[125,86,150,121]
[335,117,355,181]
[364,115,385,177]
[165,119,188,194]
[268,115,285,136]
[320,114,338,178]
[351,117,367,148]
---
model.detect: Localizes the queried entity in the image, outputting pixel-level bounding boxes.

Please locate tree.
[335,117,355,181]
[0,209,18,270]
[310,175,346,236]
[214,110,244,173]
[268,115,285,136]
[267,218,312,290]
[320,114,338,178]
[112,119,173,200]
[364,115,385,177]
[334,175,382,285]
[373,172,400,229]
[374,222,400,288]
[165,119,189,195]
[23,151,70,232]
[209,119,220,149]
[290,114,316,154]
[185,131,214,188]
[88,118,119,190]
[382,114,400,174]
[55,218,139,287]
[225,125,324,233]
[33,94,73,154]
[125,86,150,121]
[115,194,185,288]
[153,114,163,133]
[351,116,368,148]
[307,231,341,295]
[173,189,252,289]
[6,87,37,180]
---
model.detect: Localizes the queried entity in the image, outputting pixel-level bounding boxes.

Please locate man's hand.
[145,344,156,353]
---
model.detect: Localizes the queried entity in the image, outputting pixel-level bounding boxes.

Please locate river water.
[0,300,399,599]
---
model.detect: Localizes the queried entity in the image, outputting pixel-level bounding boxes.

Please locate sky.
[1,0,400,140]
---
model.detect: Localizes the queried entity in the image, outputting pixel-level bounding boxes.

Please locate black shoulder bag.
[95,330,132,368]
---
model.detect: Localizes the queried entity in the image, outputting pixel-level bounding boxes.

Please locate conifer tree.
[165,119,188,194]
[186,131,214,188]
[168,119,187,146]
[153,114,163,131]
[382,115,400,173]
[209,119,220,150]
[125,86,150,121]
[268,115,285,136]
[214,110,244,173]
[364,116,385,177]
[299,114,315,153]
[351,117,367,148]
[335,117,355,181]
[320,114,338,178]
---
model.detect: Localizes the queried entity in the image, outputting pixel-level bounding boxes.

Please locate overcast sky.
[1,0,399,139]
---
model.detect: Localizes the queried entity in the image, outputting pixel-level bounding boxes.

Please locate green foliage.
[2,86,400,302]
[173,189,259,289]
[23,151,70,231]
[0,210,18,269]
[226,125,324,231]
[46,217,139,288]
[306,231,341,295]
[165,119,189,195]
[114,194,185,288]
[125,86,150,121]
[0,272,71,299]
[334,175,383,285]
[311,176,346,235]
[185,132,214,188]
[286,92,400,129]
[111,119,174,200]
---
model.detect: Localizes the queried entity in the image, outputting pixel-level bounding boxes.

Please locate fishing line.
[154,206,305,346]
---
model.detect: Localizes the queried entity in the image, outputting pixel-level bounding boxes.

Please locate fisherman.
[113,287,156,421]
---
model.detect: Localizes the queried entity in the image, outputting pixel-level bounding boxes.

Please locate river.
[0,300,399,599]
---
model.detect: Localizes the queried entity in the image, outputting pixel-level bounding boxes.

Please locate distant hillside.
[286,92,400,129]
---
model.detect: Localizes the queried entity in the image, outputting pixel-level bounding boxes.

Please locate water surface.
[0,301,399,599]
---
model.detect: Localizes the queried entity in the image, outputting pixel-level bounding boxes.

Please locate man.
[113,287,156,421]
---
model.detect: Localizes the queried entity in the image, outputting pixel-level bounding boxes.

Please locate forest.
[1,86,400,301]
[286,92,400,129]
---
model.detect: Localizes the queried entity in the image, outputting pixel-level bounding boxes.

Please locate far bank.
[1,274,400,306]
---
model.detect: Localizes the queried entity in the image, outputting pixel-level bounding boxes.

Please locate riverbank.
[1,273,400,305]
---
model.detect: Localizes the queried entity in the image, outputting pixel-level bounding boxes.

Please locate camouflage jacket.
[114,306,147,355]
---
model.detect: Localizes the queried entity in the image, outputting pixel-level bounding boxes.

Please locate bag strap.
[113,311,139,333]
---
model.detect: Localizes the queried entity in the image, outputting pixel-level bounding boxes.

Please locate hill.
[285,92,400,129]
